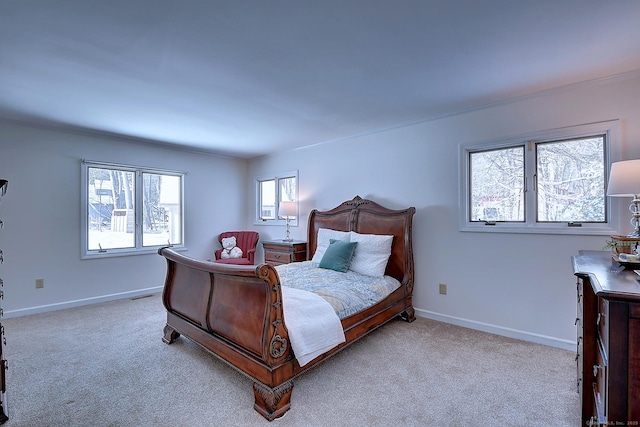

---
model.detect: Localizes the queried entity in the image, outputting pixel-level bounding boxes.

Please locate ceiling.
[1,1,640,159]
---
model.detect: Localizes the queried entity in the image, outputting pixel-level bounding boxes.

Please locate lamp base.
[283,218,292,242]
[628,195,640,238]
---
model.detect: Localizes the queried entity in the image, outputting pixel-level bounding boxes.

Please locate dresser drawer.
[265,250,291,264]
[597,297,609,349]
[262,241,307,266]
[591,339,608,426]
[594,337,607,397]
[576,278,584,324]
[576,338,583,393]
[591,384,606,427]
[577,278,584,305]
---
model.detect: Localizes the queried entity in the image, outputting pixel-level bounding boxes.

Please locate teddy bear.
[220,236,243,259]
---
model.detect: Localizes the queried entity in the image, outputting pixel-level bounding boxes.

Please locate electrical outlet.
[36,278,44,289]
[439,283,447,295]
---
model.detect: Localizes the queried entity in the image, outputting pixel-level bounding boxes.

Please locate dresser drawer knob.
[575,317,580,325]
[593,364,605,377]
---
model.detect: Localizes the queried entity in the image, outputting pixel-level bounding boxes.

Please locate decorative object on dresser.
[572,250,640,427]
[605,235,640,255]
[607,159,640,238]
[213,231,259,265]
[278,201,297,242]
[158,196,415,420]
[605,235,640,268]
[262,240,306,266]
[0,179,8,424]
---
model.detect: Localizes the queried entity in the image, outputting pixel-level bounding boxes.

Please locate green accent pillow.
[319,239,358,273]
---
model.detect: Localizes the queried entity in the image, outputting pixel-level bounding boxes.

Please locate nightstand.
[262,240,307,266]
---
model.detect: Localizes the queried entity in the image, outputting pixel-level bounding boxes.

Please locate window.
[256,171,298,225]
[459,121,620,235]
[469,146,525,223]
[81,161,184,258]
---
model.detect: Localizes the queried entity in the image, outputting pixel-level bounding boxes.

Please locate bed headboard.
[307,196,416,289]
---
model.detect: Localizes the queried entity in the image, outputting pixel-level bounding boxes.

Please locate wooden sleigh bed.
[158,196,416,420]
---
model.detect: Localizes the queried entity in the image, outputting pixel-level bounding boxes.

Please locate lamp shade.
[607,159,640,196]
[279,201,297,217]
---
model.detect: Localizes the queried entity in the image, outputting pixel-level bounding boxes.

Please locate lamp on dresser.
[607,159,640,238]
[279,201,297,242]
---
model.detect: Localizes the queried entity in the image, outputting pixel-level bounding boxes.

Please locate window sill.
[253,220,298,227]
[81,244,186,259]
[459,223,617,236]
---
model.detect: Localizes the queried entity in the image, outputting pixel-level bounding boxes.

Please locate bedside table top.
[262,240,306,246]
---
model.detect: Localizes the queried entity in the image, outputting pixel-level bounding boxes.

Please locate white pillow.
[348,231,393,277]
[311,228,351,262]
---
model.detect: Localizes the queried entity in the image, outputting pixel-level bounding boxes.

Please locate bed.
[158,196,416,420]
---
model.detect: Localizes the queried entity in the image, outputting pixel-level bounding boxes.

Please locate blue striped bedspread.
[275,261,401,319]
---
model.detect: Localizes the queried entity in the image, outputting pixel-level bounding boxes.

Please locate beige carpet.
[2,293,580,426]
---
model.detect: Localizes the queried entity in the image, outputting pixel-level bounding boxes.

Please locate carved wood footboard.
[159,248,295,419]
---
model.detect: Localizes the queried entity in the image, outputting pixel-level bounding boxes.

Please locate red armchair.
[214,231,259,265]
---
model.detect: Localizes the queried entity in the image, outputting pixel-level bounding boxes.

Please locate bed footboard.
[158,247,294,419]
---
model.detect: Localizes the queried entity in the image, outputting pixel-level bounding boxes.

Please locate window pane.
[260,179,276,220]
[536,136,605,222]
[470,147,525,222]
[142,173,182,247]
[87,167,135,250]
[279,177,296,203]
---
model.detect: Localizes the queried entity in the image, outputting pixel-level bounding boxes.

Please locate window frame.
[254,170,299,226]
[458,120,621,235]
[81,160,186,258]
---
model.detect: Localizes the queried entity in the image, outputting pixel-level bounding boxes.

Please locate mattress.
[275,261,402,319]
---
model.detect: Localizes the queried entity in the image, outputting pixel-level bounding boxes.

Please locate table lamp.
[607,159,640,237]
[279,201,297,242]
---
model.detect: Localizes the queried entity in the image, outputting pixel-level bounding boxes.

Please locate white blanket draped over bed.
[281,286,345,366]
[277,261,401,367]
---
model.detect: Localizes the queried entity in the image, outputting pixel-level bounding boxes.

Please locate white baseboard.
[3,286,164,319]
[415,308,576,352]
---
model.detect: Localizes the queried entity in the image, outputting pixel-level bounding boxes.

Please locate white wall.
[0,122,247,316]
[1,73,638,347]
[247,72,640,350]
